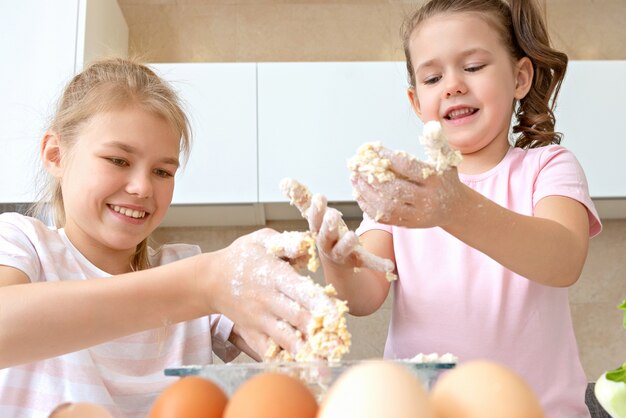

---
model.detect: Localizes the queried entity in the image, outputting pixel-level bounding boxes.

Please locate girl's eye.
[107,157,128,167]
[154,168,174,178]
[465,64,486,73]
[423,75,441,85]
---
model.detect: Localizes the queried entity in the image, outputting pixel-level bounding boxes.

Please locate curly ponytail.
[509,0,568,148]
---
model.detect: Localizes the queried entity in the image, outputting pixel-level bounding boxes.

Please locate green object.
[607,363,626,384]
[595,300,626,417]
[595,373,626,418]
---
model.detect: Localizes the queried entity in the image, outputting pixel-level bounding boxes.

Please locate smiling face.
[407,12,532,172]
[44,106,180,271]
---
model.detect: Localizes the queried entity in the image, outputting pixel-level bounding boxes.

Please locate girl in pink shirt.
[0,58,338,418]
[311,1,601,417]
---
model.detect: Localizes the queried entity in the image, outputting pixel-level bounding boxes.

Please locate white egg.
[318,359,434,418]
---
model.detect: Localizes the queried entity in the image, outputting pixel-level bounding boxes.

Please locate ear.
[41,132,63,178]
[407,87,424,121]
[514,56,534,100]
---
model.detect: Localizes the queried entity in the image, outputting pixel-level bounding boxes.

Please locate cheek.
[156,181,175,207]
[414,89,439,117]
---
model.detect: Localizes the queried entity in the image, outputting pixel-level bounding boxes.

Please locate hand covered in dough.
[209,228,340,359]
[351,145,466,229]
[280,178,396,279]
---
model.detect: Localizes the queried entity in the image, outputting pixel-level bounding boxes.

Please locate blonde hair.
[402,0,568,148]
[31,57,191,271]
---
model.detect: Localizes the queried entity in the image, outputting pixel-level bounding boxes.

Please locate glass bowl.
[164,360,455,400]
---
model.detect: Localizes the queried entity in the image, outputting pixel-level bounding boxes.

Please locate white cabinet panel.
[0,0,80,202]
[555,61,626,198]
[0,0,127,204]
[258,62,423,202]
[258,61,626,203]
[152,64,258,204]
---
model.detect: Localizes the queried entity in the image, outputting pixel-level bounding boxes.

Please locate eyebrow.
[415,47,493,73]
[102,140,180,167]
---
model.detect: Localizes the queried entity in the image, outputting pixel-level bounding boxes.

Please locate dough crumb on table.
[407,352,458,364]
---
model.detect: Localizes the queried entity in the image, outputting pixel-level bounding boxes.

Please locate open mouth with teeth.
[445,107,478,120]
[110,205,147,219]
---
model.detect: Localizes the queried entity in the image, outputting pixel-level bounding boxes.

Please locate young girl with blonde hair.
[0,58,338,418]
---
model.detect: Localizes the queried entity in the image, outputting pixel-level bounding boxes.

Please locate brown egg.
[149,376,228,418]
[430,360,545,418]
[223,372,318,418]
[48,402,113,418]
[318,359,434,418]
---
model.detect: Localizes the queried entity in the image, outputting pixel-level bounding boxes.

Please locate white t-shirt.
[357,145,601,418]
[0,212,239,418]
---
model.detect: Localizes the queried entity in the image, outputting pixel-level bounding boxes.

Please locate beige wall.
[123,0,626,381]
[118,0,626,62]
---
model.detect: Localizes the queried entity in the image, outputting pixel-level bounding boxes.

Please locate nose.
[126,170,153,198]
[444,71,468,98]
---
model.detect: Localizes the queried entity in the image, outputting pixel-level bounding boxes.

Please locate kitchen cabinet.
[258,60,626,203]
[257,62,424,202]
[554,60,626,199]
[0,0,127,203]
[2,44,625,220]
[151,63,258,205]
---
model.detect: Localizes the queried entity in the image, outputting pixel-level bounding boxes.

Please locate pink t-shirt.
[356,145,601,418]
[0,213,239,418]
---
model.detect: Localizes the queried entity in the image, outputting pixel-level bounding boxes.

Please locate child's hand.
[281,179,395,278]
[306,195,360,268]
[209,228,340,359]
[351,146,465,229]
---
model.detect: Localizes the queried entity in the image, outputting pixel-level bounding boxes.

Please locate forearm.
[320,257,390,316]
[0,255,212,368]
[443,186,589,287]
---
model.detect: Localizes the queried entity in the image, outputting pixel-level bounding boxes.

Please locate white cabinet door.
[0,0,80,203]
[258,62,423,202]
[152,64,258,204]
[555,60,626,198]
[0,0,127,204]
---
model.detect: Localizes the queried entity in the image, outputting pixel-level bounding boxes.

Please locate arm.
[319,229,393,316]
[0,256,207,368]
[0,228,335,368]
[353,148,590,288]
[442,188,589,287]
[279,178,396,316]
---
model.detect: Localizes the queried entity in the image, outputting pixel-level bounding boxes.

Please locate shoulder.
[518,146,602,236]
[0,213,63,281]
[507,145,588,186]
[0,212,56,242]
[149,243,202,266]
[510,144,582,171]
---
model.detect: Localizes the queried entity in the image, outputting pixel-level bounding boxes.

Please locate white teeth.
[447,108,474,119]
[111,205,146,219]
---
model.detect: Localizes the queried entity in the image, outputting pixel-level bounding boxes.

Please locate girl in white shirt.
[0,58,336,418]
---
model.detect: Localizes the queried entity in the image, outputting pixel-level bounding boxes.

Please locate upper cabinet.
[554,60,626,199]
[258,61,626,202]
[151,63,258,204]
[0,0,127,203]
[257,62,423,202]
